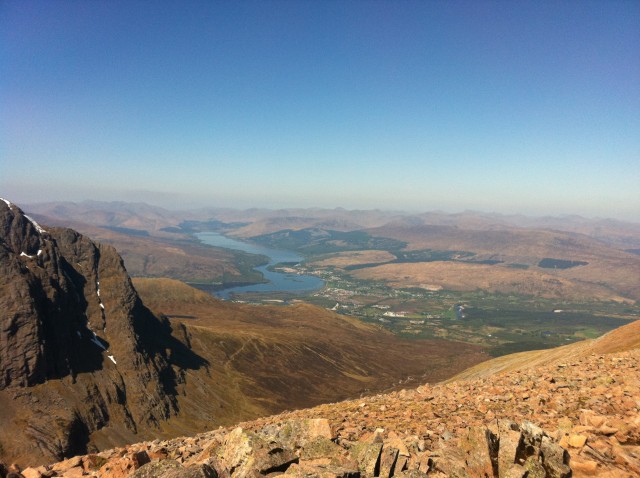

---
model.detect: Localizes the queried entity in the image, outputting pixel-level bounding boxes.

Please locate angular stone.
[82,454,109,471]
[539,435,570,478]
[598,426,619,436]
[431,427,496,478]
[130,460,183,478]
[523,456,545,478]
[21,466,48,478]
[385,431,410,457]
[378,446,399,478]
[394,470,428,478]
[568,434,587,448]
[285,462,360,478]
[394,455,408,475]
[515,422,544,465]
[503,464,527,478]
[218,427,297,478]
[99,459,130,478]
[299,437,347,465]
[406,451,431,474]
[580,411,605,428]
[429,446,469,478]
[133,451,151,468]
[259,419,335,449]
[61,467,84,478]
[52,456,82,472]
[350,441,383,477]
[21,467,46,478]
[460,427,495,477]
[497,425,521,477]
[571,459,599,475]
[162,464,217,478]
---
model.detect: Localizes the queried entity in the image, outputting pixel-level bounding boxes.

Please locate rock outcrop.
[0,199,204,464]
[0,419,575,477]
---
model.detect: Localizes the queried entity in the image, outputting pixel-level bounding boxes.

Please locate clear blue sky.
[1,1,639,220]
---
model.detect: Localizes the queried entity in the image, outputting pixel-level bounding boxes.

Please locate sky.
[1,1,639,220]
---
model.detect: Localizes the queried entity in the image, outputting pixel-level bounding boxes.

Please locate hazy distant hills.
[359,223,640,301]
[23,200,640,302]
[373,211,640,258]
[24,200,640,249]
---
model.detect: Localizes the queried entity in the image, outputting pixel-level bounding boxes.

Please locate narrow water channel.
[195,232,324,299]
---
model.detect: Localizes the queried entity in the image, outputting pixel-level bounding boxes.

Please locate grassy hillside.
[448,318,640,382]
[132,278,489,437]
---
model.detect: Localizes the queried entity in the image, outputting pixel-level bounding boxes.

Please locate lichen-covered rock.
[214,427,298,478]
[258,419,335,449]
[285,462,360,478]
[350,442,382,477]
[132,461,217,478]
[430,427,495,477]
[130,460,183,478]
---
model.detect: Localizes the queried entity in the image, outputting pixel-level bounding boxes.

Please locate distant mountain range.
[23,199,640,249]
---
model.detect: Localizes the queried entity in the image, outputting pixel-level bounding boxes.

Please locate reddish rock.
[61,466,84,477]
[378,446,399,478]
[568,434,588,448]
[51,457,82,473]
[20,467,47,478]
[571,459,599,475]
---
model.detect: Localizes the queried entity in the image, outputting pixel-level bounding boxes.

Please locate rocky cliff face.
[0,199,193,464]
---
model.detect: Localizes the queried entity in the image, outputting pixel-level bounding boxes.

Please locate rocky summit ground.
[3,321,639,478]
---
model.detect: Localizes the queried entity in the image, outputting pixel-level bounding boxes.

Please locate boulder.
[432,427,495,477]
[378,446,399,478]
[258,419,335,449]
[350,442,382,477]
[216,427,297,478]
[131,460,183,478]
[285,462,360,478]
[20,467,48,478]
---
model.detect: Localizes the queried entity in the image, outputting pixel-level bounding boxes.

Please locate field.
[235,265,638,358]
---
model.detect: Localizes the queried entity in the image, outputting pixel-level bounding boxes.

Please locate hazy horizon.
[2,1,639,221]
[5,194,640,226]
